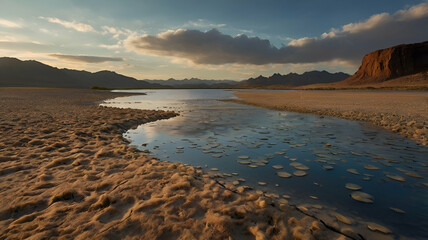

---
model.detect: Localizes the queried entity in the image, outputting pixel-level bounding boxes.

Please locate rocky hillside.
[341,41,428,85]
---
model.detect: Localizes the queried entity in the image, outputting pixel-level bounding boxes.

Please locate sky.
[0,0,427,80]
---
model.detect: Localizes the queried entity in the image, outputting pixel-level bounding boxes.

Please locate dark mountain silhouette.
[0,57,164,89]
[338,41,428,86]
[145,78,237,88]
[0,57,355,89]
[239,71,350,87]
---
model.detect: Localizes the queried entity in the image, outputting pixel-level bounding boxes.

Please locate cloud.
[98,44,122,49]
[0,35,19,42]
[125,2,428,65]
[40,17,95,32]
[0,19,21,28]
[182,19,226,29]
[102,26,133,39]
[125,28,279,65]
[49,54,123,63]
[0,41,53,52]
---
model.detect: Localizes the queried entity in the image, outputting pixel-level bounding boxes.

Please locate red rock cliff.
[343,41,428,85]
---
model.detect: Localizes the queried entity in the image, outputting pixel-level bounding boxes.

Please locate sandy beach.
[0,88,384,240]
[232,91,428,146]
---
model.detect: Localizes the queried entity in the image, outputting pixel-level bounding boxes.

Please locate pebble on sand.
[350,151,363,156]
[294,164,309,170]
[272,165,284,170]
[364,164,380,170]
[389,207,406,214]
[265,193,279,199]
[297,205,308,212]
[403,171,423,179]
[386,174,406,182]
[293,170,307,177]
[238,160,251,165]
[350,191,373,203]
[335,213,352,225]
[322,165,334,170]
[367,222,392,234]
[346,169,359,175]
[345,183,362,191]
[276,172,292,178]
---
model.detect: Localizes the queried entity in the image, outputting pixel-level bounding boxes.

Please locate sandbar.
[232,91,428,145]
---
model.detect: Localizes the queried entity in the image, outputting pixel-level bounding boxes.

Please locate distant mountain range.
[0,57,350,89]
[239,71,350,87]
[0,57,164,89]
[145,78,237,88]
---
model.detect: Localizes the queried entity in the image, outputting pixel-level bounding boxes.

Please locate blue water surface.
[102,89,428,239]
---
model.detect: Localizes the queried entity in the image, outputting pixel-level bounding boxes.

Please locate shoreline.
[230,91,428,146]
[0,88,401,239]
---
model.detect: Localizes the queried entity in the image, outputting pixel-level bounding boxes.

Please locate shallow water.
[102,89,428,239]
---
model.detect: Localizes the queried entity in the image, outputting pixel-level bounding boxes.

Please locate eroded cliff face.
[343,41,428,85]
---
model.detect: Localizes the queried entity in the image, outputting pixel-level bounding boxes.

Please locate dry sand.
[0,88,375,240]
[232,91,428,146]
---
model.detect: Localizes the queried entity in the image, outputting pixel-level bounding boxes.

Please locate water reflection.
[102,89,428,239]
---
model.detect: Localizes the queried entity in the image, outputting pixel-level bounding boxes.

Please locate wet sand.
[0,88,369,240]
[232,91,428,146]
